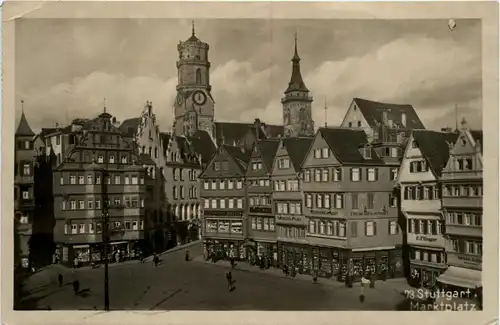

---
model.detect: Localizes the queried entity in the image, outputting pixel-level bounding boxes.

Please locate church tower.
[173,21,215,139]
[281,33,314,137]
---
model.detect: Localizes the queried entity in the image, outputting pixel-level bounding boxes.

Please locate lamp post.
[101,169,110,311]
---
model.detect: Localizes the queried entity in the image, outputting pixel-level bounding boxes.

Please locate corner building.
[53,110,148,265]
[245,139,280,265]
[200,144,251,260]
[437,124,483,291]
[301,128,403,282]
[398,130,458,288]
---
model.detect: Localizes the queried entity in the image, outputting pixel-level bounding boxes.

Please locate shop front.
[437,252,482,290]
[277,241,312,275]
[310,246,349,281]
[407,232,447,288]
[350,248,404,281]
[246,240,277,266]
[203,238,245,261]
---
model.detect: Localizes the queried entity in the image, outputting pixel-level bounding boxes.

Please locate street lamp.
[101,168,110,311]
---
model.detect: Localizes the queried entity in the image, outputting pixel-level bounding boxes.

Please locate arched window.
[195,68,202,84]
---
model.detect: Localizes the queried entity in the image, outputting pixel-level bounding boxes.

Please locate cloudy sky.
[15,18,482,132]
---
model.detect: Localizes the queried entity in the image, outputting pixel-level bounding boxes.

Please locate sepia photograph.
[2,1,498,325]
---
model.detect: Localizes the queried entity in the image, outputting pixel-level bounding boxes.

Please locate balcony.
[445,224,482,238]
[441,170,482,181]
[442,196,482,209]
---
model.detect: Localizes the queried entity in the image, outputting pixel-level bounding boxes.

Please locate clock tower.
[173,21,215,138]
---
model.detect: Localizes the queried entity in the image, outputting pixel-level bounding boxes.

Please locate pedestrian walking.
[312,271,318,284]
[153,253,159,267]
[185,250,190,262]
[226,271,234,290]
[72,279,80,295]
[58,274,63,287]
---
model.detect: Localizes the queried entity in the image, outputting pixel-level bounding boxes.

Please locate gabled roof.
[412,130,460,177]
[189,130,217,166]
[255,139,280,172]
[214,121,284,145]
[223,144,251,173]
[15,112,35,137]
[282,137,314,171]
[318,128,384,164]
[119,117,141,137]
[38,128,58,140]
[352,98,425,130]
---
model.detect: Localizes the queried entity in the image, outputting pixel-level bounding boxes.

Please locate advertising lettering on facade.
[249,207,272,214]
[309,209,339,216]
[350,210,389,217]
[275,214,307,226]
[204,210,243,217]
[407,233,445,248]
[447,253,482,270]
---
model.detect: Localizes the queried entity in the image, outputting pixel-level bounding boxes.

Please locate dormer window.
[411,140,418,148]
[461,137,467,146]
[363,146,372,159]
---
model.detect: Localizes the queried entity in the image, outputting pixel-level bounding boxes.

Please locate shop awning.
[437,266,482,289]
[109,241,128,245]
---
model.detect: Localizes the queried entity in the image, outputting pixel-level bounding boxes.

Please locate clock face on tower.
[192,90,207,106]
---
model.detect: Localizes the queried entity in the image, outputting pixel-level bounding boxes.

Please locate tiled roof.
[262,124,285,138]
[470,130,483,153]
[15,112,35,137]
[412,130,459,177]
[189,130,217,166]
[353,98,425,130]
[256,139,280,171]
[318,127,384,165]
[282,137,314,171]
[38,128,58,139]
[119,117,141,137]
[223,144,251,172]
[215,122,252,145]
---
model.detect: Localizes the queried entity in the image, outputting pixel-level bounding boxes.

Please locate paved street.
[19,243,412,311]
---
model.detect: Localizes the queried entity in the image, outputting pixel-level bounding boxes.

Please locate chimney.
[382,111,388,125]
[401,111,407,128]
[475,140,481,153]
[254,118,261,141]
[219,125,225,146]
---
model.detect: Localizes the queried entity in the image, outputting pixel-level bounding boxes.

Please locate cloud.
[303,35,482,130]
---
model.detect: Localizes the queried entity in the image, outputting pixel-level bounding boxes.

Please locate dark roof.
[223,144,251,172]
[318,128,384,164]
[412,130,459,177]
[16,112,35,137]
[256,139,280,171]
[139,153,156,165]
[38,128,58,139]
[285,39,309,93]
[98,112,112,119]
[214,121,284,145]
[189,130,217,165]
[353,98,425,130]
[283,137,314,171]
[262,124,285,138]
[470,130,483,153]
[159,132,171,148]
[119,117,141,137]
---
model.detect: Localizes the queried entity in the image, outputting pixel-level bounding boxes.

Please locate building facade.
[14,110,36,269]
[398,130,458,288]
[53,110,148,265]
[271,137,313,271]
[245,139,280,265]
[281,35,315,138]
[200,145,250,260]
[301,128,403,282]
[438,122,483,291]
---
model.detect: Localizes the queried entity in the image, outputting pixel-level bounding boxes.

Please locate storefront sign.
[310,209,339,216]
[275,214,307,225]
[249,207,272,214]
[407,233,445,248]
[447,253,482,270]
[350,211,389,217]
[204,210,243,217]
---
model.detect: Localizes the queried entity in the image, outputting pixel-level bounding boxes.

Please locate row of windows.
[276,202,302,215]
[313,148,330,159]
[172,168,198,181]
[445,212,482,227]
[450,157,475,171]
[273,179,299,192]
[63,220,144,235]
[409,160,429,173]
[205,220,243,234]
[305,193,397,210]
[140,146,159,159]
[173,185,198,200]
[203,179,243,190]
[251,161,263,171]
[308,219,346,237]
[304,167,398,183]
[61,197,144,210]
[443,185,482,197]
[403,185,440,200]
[250,179,271,187]
[251,217,275,231]
[277,158,290,169]
[17,140,33,150]
[449,239,482,256]
[15,162,32,177]
[14,188,31,200]
[277,225,305,238]
[249,196,271,207]
[203,198,244,209]
[61,174,144,186]
[213,161,229,171]
[411,249,445,264]
[408,219,442,235]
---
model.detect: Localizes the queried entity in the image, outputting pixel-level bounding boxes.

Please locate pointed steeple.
[285,32,309,93]
[187,20,200,42]
[15,100,35,137]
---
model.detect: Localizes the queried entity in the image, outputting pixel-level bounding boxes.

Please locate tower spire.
[192,20,195,37]
[21,100,24,113]
[103,97,107,113]
[285,31,308,93]
[324,97,328,128]
[455,104,459,132]
[293,31,299,60]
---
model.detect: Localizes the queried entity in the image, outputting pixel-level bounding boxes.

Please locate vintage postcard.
[2,1,498,325]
